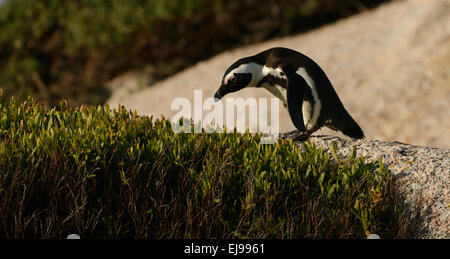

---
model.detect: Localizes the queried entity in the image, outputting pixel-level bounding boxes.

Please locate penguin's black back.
[257,48,365,139]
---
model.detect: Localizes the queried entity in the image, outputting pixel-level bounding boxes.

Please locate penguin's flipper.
[286,72,308,132]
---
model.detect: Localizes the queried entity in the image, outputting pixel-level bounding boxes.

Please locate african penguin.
[214,47,364,140]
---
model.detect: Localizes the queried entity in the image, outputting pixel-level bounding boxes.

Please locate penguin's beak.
[214,84,225,102]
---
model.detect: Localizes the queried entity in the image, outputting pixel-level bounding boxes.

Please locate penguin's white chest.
[302,101,313,127]
[257,65,321,131]
[261,83,287,106]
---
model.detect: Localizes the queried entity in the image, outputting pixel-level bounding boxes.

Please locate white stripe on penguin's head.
[224,62,264,88]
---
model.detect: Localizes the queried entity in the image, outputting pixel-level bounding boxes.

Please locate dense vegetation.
[0,95,414,238]
[0,0,390,106]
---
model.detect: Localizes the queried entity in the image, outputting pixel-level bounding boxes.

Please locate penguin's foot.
[280,130,311,141]
[293,132,310,142]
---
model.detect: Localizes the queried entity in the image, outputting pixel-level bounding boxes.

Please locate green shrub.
[0,96,412,238]
[0,0,389,106]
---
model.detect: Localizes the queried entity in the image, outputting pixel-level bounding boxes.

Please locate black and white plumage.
[214,47,364,140]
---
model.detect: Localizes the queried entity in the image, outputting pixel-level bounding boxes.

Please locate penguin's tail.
[341,116,365,139]
[328,112,365,139]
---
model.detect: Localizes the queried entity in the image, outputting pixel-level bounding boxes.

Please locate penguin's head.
[214,59,262,101]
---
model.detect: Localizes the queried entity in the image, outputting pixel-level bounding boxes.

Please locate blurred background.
[1,0,449,147]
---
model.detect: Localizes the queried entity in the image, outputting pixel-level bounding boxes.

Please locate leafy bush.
[0,95,414,238]
[0,0,389,106]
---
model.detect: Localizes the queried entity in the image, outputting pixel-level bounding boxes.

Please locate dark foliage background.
[0,0,389,106]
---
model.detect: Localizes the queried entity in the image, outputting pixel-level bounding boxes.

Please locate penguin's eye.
[229,76,237,83]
